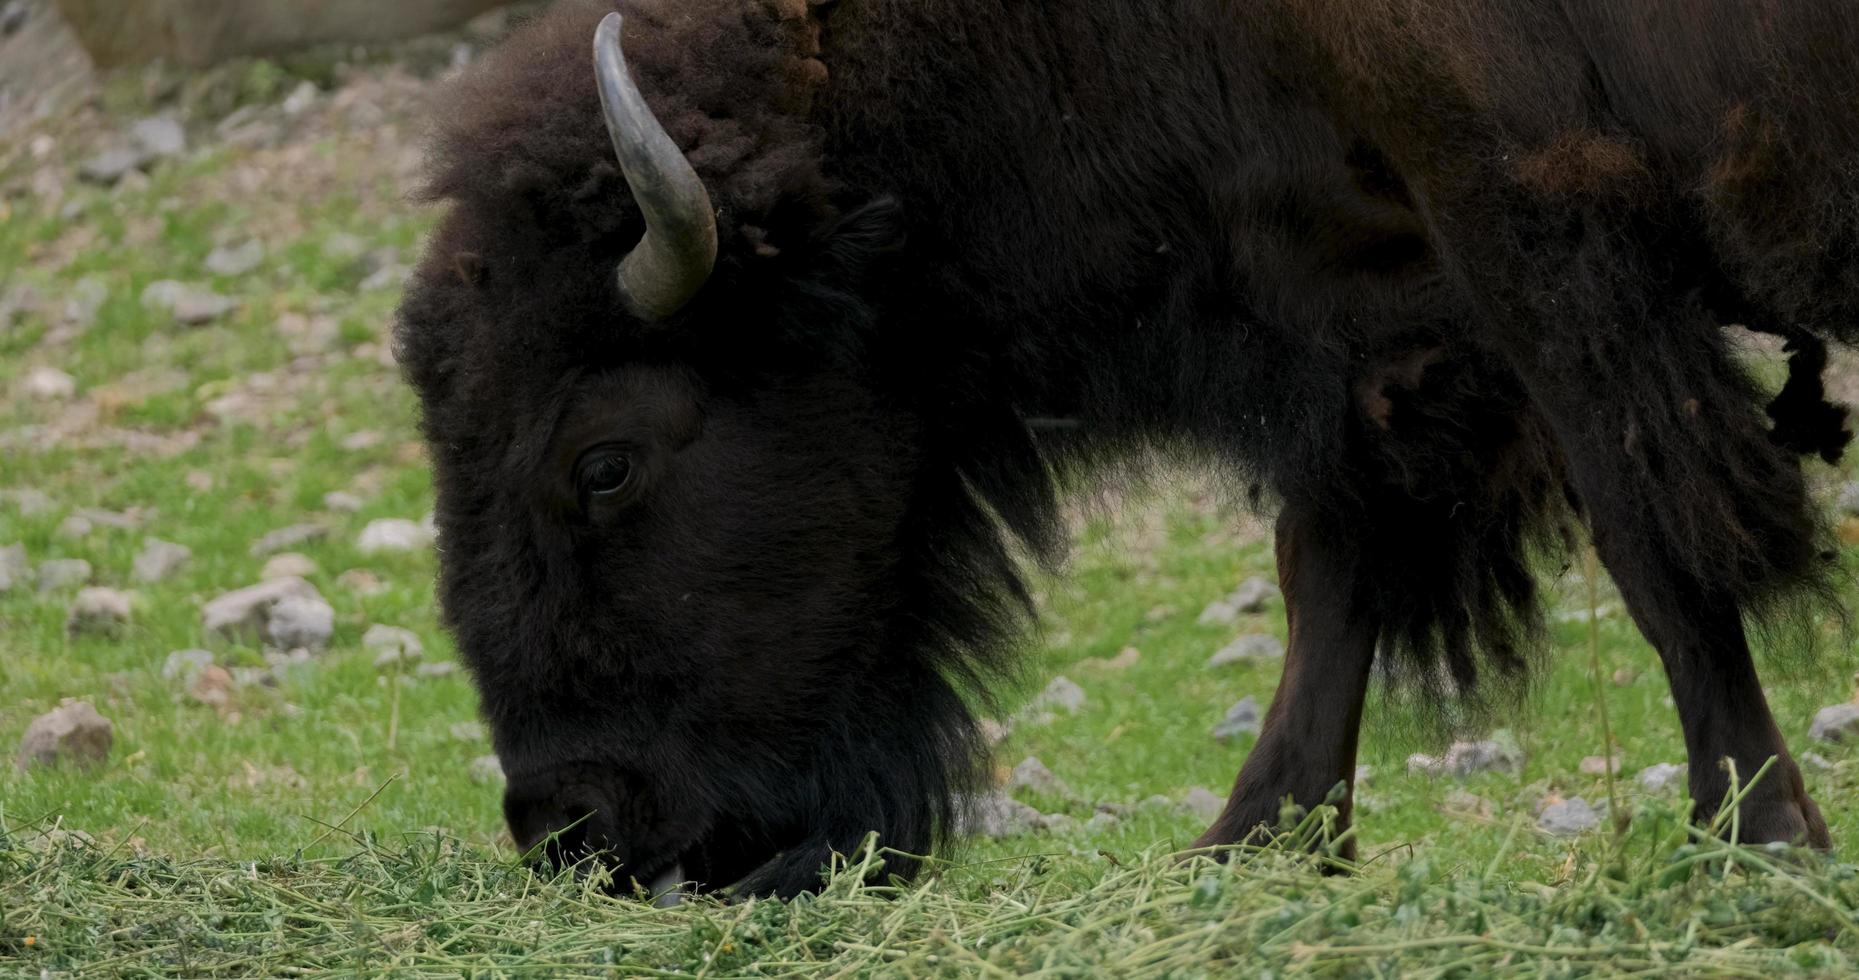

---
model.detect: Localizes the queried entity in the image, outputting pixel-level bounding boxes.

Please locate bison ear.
[814,195,906,285]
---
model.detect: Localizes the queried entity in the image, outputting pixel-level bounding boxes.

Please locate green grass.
[5,90,1859,977]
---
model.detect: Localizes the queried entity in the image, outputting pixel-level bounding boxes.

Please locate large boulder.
[56,0,520,69]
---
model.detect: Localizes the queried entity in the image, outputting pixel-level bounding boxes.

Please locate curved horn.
[594,12,717,321]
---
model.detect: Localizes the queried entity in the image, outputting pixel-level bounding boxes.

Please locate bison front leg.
[1191,502,1378,863]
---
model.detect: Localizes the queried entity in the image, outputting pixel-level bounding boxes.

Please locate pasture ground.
[4,25,1859,977]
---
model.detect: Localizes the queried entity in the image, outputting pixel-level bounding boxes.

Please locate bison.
[397,0,1859,898]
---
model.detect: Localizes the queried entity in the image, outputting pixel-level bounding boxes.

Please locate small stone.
[415,661,457,679]
[140,279,188,311]
[78,147,151,185]
[322,491,364,513]
[66,587,133,635]
[204,240,265,277]
[978,717,1012,747]
[1837,482,1859,518]
[1636,762,1686,793]
[1354,764,1373,787]
[189,665,236,707]
[1027,676,1086,715]
[960,791,1045,838]
[56,515,93,538]
[17,700,113,770]
[1009,756,1073,798]
[469,754,505,786]
[132,538,191,583]
[1810,703,1859,743]
[129,117,186,158]
[1407,734,1523,777]
[1802,752,1835,772]
[357,518,433,554]
[171,289,238,326]
[36,558,92,591]
[0,1,29,37]
[365,624,424,668]
[1180,786,1225,822]
[250,523,329,557]
[4,488,54,515]
[202,576,323,642]
[1084,811,1121,833]
[1537,796,1602,836]
[261,553,318,580]
[1611,667,1639,687]
[341,430,384,451]
[1207,634,1285,667]
[1197,599,1239,625]
[0,543,27,592]
[1228,576,1279,613]
[450,721,486,741]
[1211,696,1262,743]
[162,649,215,684]
[282,81,319,115]
[266,595,335,654]
[1442,789,1493,818]
[22,366,76,400]
[322,232,367,262]
[1579,753,1624,776]
[336,569,387,596]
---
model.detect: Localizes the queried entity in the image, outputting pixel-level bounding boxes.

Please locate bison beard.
[397,0,1856,896]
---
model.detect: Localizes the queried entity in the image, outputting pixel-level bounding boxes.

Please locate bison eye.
[576,450,633,501]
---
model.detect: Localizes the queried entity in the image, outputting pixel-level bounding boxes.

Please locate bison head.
[396,5,1049,898]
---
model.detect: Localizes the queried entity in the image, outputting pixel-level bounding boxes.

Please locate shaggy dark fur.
[398,0,1858,897]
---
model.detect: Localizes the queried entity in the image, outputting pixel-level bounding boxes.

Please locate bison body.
[399,0,1858,896]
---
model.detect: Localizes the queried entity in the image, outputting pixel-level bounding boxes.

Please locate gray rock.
[449,721,486,741]
[129,117,186,158]
[415,661,457,679]
[202,576,322,642]
[56,515,93,539]
[1636,762,1686,794]
[1802,752,1835,772]
[1838,482,1859,518]
[1180,786,1225,822]
[1084,811,1121,833]
[357,518,433,554]
[282,80,319,115]
[4,488,53,515]
[36,558,92,591]
[1442,789,1493,818]
[469,754,505,786]
[1537,796,1602,836]
[171,289,238,326]
[204,240,265,278]
[0,543,27,592]
[322,232,367,262]
[978,717,1012,747]
[1229,576,1279,613]
[1406,733,1523,777]
[261,552,318,580]
[365,624,424,668]
[249,523,329,557]
[1810,703,1859,743]
[66,587,133,635]
[1196,599,1240,625]
[266,595,335,654]
[1027,675,1086,715]
[140,279,189,311]
[960,791,1046,838]
[1009,756,1073,798]
[322,491,364,513]
[78,147,151,185]
[1578,753,1624,776]
[22,366,76,400]
[132,538,191,583]
[1211,695,1262,743]
[17,700,113,771]
[1207,634,1285,667]
[162,649,215,684]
